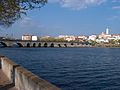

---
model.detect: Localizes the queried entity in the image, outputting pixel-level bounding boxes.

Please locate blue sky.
[1,0,120,38]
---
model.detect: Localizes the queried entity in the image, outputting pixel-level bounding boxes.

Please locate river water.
[0,47,120,90]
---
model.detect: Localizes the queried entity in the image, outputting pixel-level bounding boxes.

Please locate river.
[0,47,120,90]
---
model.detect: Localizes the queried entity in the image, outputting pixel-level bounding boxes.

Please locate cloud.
[107,15,120,21]
[112,6,120,10]
[19,17,43,29]
[18,17,49,35]
[49,0,107,10]
[20,17,32,27]
[112,0,120,3]
[111,0,120,11]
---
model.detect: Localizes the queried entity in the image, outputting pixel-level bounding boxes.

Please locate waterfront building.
[22,34,38,41]
[77,35,88,40]
[65,36,76,41]
[22,34,32,40]
[32,36,38,41]
[96,39,109,43]
[75,35,88,42]
[98,32,111,39]
[112,34,120,40]
[88,35,97,41]
[58,35,76,41]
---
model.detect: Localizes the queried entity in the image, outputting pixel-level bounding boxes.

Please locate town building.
[77,35,87,40]
[111,34,120,40]
[32,36,38,41]
[98,32,111,39]
[22,34,32,40]
[88,35,97,41]
[58,35,76,41]
[96,39,109,43]
[22,34,38,41]
[75,35,88,42]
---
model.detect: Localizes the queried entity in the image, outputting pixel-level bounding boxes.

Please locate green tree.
[118,39,120,43]
[89,40,97,46]
[40,37,67,42]
[109,39,115,44]
[0,0,47,27]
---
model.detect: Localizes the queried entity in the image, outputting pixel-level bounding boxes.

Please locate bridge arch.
[33,43,36,47]
[27,43,30,47]
[71,43,74,45]
[0,42,7,47]
[17,43,23,47]
[58,44,61,47]
[50,43,54,47]
[44,43,48,47]
[38,43,41,47]
[64,44,67,47]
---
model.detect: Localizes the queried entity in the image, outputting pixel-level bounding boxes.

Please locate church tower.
[106,28,109,34]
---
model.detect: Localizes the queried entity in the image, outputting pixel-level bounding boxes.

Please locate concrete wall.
[1,56,19,82]
[0,56,61,90]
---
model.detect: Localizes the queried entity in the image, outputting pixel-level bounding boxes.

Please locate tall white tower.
[106,28,109,34]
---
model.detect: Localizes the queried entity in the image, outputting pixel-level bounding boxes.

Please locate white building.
[88,35,97,41]
[99,32,111,39]
[22,34,38,41]
[32,36,38,41]
[22,34,32,40]
[58,35,68,38]
[77,35,88,40]
[58,35,76,41]
[96,39,109,43]
[112,34,120,40]
[65,36,76,41]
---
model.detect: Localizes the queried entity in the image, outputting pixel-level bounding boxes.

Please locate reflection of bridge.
[0,40,91,47]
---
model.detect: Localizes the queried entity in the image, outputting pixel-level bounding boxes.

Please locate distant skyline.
[1,0,120,38]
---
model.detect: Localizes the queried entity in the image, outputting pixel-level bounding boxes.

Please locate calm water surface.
[0,48,120,90]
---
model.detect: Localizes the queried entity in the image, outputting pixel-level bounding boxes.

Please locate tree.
[109,39,115,44]
[0,0,47,27]
[40,37,67,42]
[118,39,120,43]
[89,40,97,46]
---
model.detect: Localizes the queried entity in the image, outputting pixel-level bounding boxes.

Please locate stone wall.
[0,56,61,90]
[1,56,18,82]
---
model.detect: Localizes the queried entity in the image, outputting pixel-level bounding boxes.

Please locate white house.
[32,36,38,41]
[112,34,120,40]
[58,35,76,41]
[96,39,109,43]
[22,34,32,40]
[77,35,88,40]
[88,35,97,41]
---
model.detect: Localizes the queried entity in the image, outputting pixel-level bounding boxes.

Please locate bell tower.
[106,28,109,34]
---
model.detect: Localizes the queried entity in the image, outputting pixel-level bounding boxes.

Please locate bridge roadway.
[0,40,91,47]
[0,69,17,90]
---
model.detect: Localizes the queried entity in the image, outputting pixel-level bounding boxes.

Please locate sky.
[1,0,120,38]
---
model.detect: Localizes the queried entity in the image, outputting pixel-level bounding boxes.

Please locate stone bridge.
[0,40,91,48]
